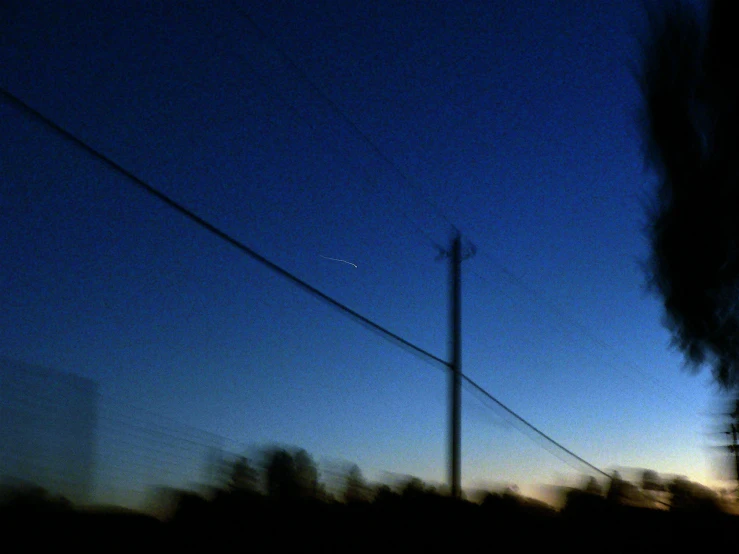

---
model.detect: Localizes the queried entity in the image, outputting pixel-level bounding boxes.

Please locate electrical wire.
[226,2,691,414]
[1,84,610,487]
[0,86,448,371]
[226,0,453,250]
[461,374,610,478]
[469,254,693,410]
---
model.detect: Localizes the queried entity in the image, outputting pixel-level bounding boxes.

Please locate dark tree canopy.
[265,449,298,500]
[343,464,368,504]
[641,470,663,492]
[641,0,739,389]
[263,447,319,501]
[228,456,258,493]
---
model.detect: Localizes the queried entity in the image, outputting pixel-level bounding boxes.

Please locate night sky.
[0,1,725,503]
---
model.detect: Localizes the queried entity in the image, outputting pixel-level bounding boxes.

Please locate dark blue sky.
[0,1,724,503]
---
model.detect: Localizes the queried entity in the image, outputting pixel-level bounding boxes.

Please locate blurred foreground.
[2,452,738,553]
[3,359,738,550]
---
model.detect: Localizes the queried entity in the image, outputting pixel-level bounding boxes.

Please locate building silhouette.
[0,357,97,505]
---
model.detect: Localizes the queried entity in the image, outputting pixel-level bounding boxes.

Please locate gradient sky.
[1,1,729,504]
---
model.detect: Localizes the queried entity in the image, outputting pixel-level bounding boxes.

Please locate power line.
[469,254,693,410]
[2,86,609,489]
[178,2,453,279]
[220,3,675,480]
[0,86,448,371]
[231,0,687,409]
[210,0,654,478]
[461,373,611,479]
[226,1,453,249]
[227,2,688,416]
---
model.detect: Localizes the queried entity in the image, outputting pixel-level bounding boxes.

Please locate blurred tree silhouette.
[640,469,670,509]
[265,448,298,501]
[584,476,603,496]
[667,476,722,513]
[373,484,399,505]
[641,470,663,493]
[400,477,428,501]
[263,447,320,501]
[294,449,319,498]
[228,456,258,494]
[640,0,739,389]
[0,482,71,512]
[343,464,369,504]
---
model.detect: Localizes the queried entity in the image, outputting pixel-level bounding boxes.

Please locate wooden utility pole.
[729,424,739,481]
[449,232,462,500]
[444,230,474,500]
[728,399,739,494]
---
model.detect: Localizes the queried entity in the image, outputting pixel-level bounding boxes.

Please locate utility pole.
[441,230,475,500]
[450,232,462,500]
[729,424,739,480]
[728,399,739,497]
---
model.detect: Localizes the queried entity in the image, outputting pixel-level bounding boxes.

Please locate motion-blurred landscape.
[4,0,739,550]
[2,358,738,551]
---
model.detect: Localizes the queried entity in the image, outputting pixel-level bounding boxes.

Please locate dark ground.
[2,492,738,552]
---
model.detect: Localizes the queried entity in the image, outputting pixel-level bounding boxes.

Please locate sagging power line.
[226,3,684,421]
[470,254,693,410]
[0,87,446,371]
[1,85,609,493]
[226,0,454,249]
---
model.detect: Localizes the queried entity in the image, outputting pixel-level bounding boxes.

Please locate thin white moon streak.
[320,255,358,268]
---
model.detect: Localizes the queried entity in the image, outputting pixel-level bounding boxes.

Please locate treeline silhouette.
[2,445,737,551]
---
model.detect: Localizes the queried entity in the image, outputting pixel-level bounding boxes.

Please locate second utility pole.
[449,232,462,500]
